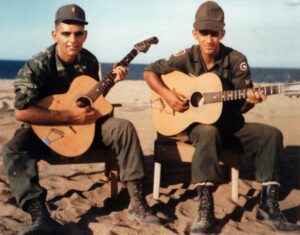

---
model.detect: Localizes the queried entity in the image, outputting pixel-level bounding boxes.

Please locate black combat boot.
[256,183,300,232]
[19,199,62,235]
[127,180,162,225]
[190,185,215,235]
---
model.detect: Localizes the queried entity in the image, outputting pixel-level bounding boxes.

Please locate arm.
[144,70,188,112]
[240,101,254,114]
[14,103,96,125]
[240,83,267,113]
[228,52,264,113]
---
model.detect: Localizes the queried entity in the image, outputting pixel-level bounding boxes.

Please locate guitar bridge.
[43,128,65,146]
[150,98,174,115]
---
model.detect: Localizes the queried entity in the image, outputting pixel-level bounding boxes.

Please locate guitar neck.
[85,48,139,101]
[204,84,283,104]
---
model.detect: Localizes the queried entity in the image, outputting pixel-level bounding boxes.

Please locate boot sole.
[190,223,214,235]
[256,208,300,232]
[128,213,162,226]
[256,207,278,230]
[256,207,271,220]
[190,230,216,235]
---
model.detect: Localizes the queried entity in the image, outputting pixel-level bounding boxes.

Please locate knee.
[2,141,17,161]
[2,144,10,161]
[2,143,20,174]
[2,135,32,158]
[273,128,283,142]
[192,124,220,140]
[189,124,220,146]
[115,119,137,136]
[262,125,283,143]
[202,125,219,138]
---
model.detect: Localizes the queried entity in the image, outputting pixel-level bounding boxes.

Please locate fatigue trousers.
[188,122,283,184]
[2,117,145,209]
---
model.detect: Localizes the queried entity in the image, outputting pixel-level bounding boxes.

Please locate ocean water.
[0,59,299,83]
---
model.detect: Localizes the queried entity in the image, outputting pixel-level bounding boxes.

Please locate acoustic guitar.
[32,37,158,157]
[151,71,300,136]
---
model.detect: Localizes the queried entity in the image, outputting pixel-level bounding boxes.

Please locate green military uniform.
[145,44,283,184]
[2,44,145,209]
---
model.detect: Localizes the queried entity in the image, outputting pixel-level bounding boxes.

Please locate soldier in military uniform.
[2,4,161,235]
[144,1,299,234]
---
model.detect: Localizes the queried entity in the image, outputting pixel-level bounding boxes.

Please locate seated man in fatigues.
[144,1,299,234]
[2,4,162,235]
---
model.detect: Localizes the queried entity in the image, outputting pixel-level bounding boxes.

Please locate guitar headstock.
[134,37,159,53]
[284,82,300,98]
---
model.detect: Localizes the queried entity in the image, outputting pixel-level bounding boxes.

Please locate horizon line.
[1,59,300,70]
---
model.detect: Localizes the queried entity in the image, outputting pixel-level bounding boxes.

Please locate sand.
[0,79,299,235]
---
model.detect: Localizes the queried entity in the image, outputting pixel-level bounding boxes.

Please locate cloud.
[285,0,300,6]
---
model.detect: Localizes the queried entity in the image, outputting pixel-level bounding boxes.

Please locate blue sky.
[1,0,300,68]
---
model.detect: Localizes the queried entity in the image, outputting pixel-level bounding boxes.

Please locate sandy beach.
[0,79,299,235]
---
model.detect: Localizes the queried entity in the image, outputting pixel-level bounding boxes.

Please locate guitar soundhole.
[76,96,92,107]
[190,92,203,107]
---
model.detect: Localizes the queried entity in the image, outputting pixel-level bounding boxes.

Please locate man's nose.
[206,34,213,42]
[69,33,77,42]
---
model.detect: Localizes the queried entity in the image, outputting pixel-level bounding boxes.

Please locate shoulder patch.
[173,49,186,57]
[239,61,248,71]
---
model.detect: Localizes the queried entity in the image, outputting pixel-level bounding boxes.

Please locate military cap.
[55,4,88,25]
[193,1,225,31]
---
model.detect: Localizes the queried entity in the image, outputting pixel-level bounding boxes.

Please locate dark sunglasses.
[199,30,220,37]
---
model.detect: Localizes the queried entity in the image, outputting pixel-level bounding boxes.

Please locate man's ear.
[220,30,225,39]
[192,29,198,39]
[83,30,88,42]
[52,30,58,42]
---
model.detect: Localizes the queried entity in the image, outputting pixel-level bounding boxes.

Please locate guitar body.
[32,75,113,157]
[152,71,300,136]
[151,71,223,136]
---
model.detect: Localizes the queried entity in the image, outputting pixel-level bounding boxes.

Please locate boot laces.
[267,186,286,220]
[198,187,213,222]
[26,199,49,223]
[132,182,152,213]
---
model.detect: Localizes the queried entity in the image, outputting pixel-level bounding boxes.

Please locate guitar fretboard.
[85,48,139,102]
[204,84,282,104]
[76,36,158,104]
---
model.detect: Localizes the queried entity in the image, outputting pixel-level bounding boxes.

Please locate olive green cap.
[193,1,225,31]
[55,4,88,25]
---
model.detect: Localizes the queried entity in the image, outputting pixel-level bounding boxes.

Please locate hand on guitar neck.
[246,83,267,104]
[111,64,128,83]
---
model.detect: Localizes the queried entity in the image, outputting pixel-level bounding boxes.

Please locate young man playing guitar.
[144,1,299,234]
[3,4,161,235]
